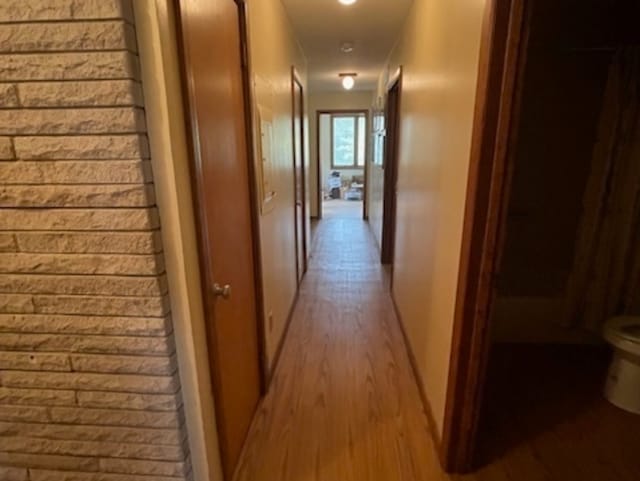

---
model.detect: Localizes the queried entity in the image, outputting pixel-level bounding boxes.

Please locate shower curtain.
[564,47,640,332]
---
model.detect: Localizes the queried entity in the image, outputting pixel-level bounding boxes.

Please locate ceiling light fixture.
[338,0,357,5]
[340,42,354,53]
[339,73,357,90]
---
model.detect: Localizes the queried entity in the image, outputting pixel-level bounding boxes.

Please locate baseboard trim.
[267,287,300,387]
[390,291,445,458]
[234,285,301,481]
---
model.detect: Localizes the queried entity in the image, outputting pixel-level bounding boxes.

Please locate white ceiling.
[281,0,413,92]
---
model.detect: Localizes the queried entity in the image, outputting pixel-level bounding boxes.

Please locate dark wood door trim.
[441,0,527,472]
[380,70,402,266]
[236,0,269,392]
[315,109,370,220]
[315,110,322,220]
[292,66,307,283]
[362,113,369,221]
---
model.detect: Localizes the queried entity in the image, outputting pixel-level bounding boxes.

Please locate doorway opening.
[317,110,368,220]
[447,0,640,474]
[380,70,402,266]
[292,68,307,285]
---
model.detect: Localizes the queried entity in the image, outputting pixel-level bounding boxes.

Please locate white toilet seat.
[603,316,640,414]
[603,316,640,357]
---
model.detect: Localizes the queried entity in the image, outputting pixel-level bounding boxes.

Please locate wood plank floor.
[234,200,640,481]
[234,200,446,481]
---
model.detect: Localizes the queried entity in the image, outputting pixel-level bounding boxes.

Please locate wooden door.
[292,69,307,283]
[175,0,262,477]
[381,78,401,266]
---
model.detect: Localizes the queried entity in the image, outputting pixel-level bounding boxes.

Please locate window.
[331,114,366,168]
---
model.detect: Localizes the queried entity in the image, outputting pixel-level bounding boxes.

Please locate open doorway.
[380,70,401,266]
[447,0,640,474]
[292,68,307,285]
[317,110,368,220]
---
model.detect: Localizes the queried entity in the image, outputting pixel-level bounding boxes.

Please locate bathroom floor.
[472,344,640,481]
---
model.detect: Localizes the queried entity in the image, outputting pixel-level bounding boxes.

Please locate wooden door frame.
[173,0,267,476]
[440,0,527,473]
[235,0,270,391]
[315,109,370,220]
[380,67,402,266]
[291,66,308,282]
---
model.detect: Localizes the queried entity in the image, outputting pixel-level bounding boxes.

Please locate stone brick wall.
[0,1,191,480]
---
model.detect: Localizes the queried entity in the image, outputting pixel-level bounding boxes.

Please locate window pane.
[357,116,366,166]
[333,117,356,167]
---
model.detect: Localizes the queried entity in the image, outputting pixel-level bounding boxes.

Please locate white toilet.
[603,316,640,414]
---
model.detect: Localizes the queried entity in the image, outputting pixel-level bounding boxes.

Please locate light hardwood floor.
[234,201,640,481]
[234,201,447,481]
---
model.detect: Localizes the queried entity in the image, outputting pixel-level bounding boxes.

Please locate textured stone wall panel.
[99,458,190,478]
[30,470,180,481]
[70,353,177,375]
[0,437,184,462]
[0,161,153,185]
[0,253,163,275]
[0,352,72,371]
[76,391,182,412]
[0,372,178,395]
[14,231,162,254]
[0,453,99,472]
[0,108,146,136]
[0,466,28,481]
[49,407,183,429]
[0,274,167,297]
[0,422,184,446]
[0,209,160,231]
[0,86,19,108]
[0,185,155,208]
[19,80,143,108]
[0,406,51,424]
[0,314,171,336]
[0,1,190,478]
[0,388,77,407]
[0,333,175,356]
[0,22,136,53]
[0,1,134,23]
[13,135,149,160]
[3,52,139,82]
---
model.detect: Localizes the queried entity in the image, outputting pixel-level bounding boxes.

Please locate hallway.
[234,205,445,481]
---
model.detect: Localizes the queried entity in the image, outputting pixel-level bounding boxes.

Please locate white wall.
[247,0,309,370]
[378,0,487,435]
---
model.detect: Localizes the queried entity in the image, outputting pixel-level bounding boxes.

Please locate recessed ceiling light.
[338,0,357,5]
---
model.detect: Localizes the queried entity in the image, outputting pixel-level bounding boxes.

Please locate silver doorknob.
[212,283,231,300]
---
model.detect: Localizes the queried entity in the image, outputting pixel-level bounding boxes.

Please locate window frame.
[330,113,366,169]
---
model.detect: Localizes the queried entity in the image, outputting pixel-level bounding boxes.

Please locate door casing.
[292,67,308,284]
[315,109,370,220]
[441,0,527,472]
[380,68,402,269]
